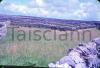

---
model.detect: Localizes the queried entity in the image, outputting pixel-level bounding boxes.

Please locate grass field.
[0,26,100,67]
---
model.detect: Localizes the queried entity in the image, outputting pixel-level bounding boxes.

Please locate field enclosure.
[0,26,100,67]
[0,15,100,67]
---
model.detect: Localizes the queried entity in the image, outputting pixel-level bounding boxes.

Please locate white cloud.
[74,10,87,18]
[5,3,30,14]
[35,0,45,7]
[71,2,100,20]
[4,2,49,16]
[35,0,50,15]
[2,0,100,20]
[80,2,98,12]
[67,0,80,9]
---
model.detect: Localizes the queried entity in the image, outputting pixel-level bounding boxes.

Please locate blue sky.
[0,0,100,21]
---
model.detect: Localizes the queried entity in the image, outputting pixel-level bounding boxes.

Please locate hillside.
[0,14,97,31]
[0,14,100,67]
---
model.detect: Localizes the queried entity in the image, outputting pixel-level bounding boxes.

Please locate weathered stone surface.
[0,22,7,39]
[48,38,100,68]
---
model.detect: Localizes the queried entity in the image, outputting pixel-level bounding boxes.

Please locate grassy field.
[0,26,100,67]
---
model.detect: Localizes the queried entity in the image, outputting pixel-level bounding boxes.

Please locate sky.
[0,0,100,21]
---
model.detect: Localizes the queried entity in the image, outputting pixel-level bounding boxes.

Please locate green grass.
[0,27,99,67]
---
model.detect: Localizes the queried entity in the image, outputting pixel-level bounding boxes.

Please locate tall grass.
[0,27,99,67]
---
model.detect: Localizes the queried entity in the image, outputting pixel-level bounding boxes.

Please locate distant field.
[0,26,100,67]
